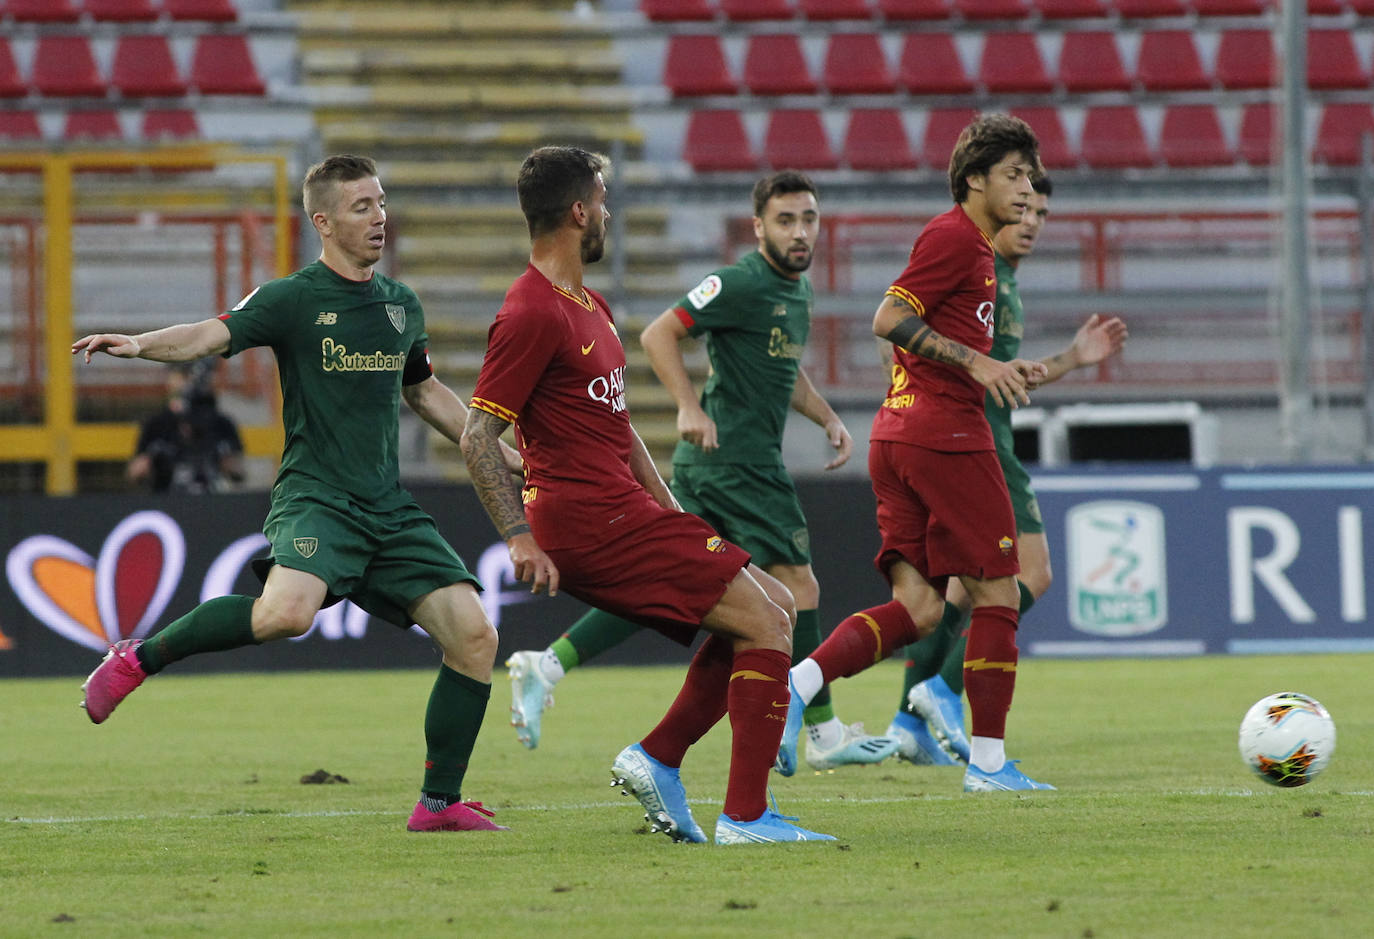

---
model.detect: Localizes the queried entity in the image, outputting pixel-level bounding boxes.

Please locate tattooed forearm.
[881,305,976,368]
[460,409,530,541]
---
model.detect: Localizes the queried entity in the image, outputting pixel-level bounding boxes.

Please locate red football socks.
[811,600,919,683]
[963,604,1019,739]
[639,634,732,768]
[721,647,790,821]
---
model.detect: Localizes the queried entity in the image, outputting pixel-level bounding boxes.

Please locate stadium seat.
[191,35,266,95]
[83,0,159,19]
[1079,106,1154,168]
[1237,102,1275,166]
[1136,31,1210,91]
[824,34,896,94]
[1307,30,1369,89]
[1057,31,1132,93]
[641,0,717,19]
[0,111,42,141]
[141,108,202,140]
[743,34,818,95]
[719,0,795,18]
[801,0,873,16]
[663,35,737,97]
[843,108,914,170]
[164,0,239,20]
[0,40,24,99]
[1313,103,1374,165]
[877,0,952,14]
[113,36,189,99]
[1159,105,1233,167]
[64,110,124,142]
[1347,0,1374,13]
[899,33,974,94]
[1192,0,1267,13]
[684,109,757,171]
[1215,30,1276,90]
[1034,0,1108,16]
[979,32,1054,94]
[920,107,980,169]
[955,0,1031,17]
[32,37,106,98]
[4,0,80,20]
[1011,106,1076,169]
[1112,0,1187,15]
[764,109,839,169]
[1306,0,1345,13]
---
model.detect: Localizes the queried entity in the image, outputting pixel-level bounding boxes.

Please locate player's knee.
[252,598,315,640]
[907,594,946,639]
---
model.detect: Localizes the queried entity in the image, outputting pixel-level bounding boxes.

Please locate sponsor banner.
[2,469,1371,676]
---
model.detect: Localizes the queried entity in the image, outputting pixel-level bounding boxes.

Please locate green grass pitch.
[2,654,1369,937]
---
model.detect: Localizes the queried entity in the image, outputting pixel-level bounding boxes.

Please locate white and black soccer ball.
[1238,692,1336,788]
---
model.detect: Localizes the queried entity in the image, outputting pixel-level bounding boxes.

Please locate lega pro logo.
[1065,500,1168,636]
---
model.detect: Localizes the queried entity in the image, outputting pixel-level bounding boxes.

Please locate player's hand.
[1071,314,1128,368]
[970,354,1042,408]
[823,418,853,470]
[677,405,718,452]
[507,532,559,596]
[72,333,140,362]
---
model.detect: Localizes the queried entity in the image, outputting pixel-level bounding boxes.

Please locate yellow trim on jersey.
[470,397,518,424]
[552,284,596,311]
[884,285,926,317]
[964,658,1018,673]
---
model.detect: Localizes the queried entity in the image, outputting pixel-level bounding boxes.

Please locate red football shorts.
[544,496,751,646]
[868,439,1019,584]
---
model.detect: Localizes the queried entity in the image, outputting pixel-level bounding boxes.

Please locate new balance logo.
[315,312,337,325]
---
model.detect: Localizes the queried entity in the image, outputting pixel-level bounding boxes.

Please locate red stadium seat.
[979,32,1053,94]
[878,0,952,14]
[1057,31,1131,93]
[83,0,159,19]
[113,36,189,98]
[1347,0,1374,12]
[663,35,737,97]
[164,0,239,20]
[32,37,106,98]
[743,34,818,95]
[1079,106,1154,168]
[64,110,124,141]
[0,40,24,99]
[1136,31,1210,91]
[1314,103,1374,165]
[1011,107,1076,169]
[641,0,717,19]
[1034,0,1108,16]
[801,0,873,16]
[1307,30,1369,89]
[1192,0,1267,12]
[141,108,202,140]
[955,0,1031,17]
[719,0,795,17]
[1159,105,1233,167]
[191,35,266,95]
[0,111,42,140]
[920,107,979,169]
[684,109,757,171]
[764,109,838,169]
[1306,0,1345,13]
[1112,0,1187,15]
[843,108,914,170]
[899,34,974,94]
[1215,30,1276,90]
[824,34,896,94]
[4,0,80,20]
[1237,102,1275,166]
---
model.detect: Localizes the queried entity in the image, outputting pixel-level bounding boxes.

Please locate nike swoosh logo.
[581,341,595,355]
[984,277,996,286]
[771,700,790,709]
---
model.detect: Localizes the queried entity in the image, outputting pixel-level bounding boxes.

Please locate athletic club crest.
[293,537,319,559]
[385,303,405,333]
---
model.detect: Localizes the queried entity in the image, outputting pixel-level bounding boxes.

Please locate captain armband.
[883,316,927,352]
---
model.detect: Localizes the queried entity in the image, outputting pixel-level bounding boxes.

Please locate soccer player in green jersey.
[503,171,899,770]
[883,176,1128,766]
[72,154,521,833]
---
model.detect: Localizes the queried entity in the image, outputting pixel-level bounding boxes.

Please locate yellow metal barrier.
[0,147,292,495]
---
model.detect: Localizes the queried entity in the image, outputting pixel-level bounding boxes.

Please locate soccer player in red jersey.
[774,113,1058,792]
[460,146,834,844]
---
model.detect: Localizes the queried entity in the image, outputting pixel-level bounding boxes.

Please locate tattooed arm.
[460,407,559,595]
[871,293,1046,408]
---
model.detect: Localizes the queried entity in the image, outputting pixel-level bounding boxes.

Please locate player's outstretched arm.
[460,407,558,595]
[791,366,852,470]
[1033,314,1128,387]
[628,424,679,511]
[641,307,717,452]
[404,376,523,474]
[72,318,230,364]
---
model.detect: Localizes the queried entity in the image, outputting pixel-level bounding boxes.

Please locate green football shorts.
[997,445,1045,536]
[670,461,811,568]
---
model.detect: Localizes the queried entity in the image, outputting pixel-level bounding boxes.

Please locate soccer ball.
[1238,692,1336,788]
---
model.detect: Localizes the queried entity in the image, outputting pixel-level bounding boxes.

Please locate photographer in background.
[129,361,245,493]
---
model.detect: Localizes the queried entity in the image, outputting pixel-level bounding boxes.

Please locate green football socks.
[135,595,258,675]
[422,665,490,799]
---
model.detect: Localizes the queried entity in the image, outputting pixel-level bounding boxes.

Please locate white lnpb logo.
[1066,500,1167,636]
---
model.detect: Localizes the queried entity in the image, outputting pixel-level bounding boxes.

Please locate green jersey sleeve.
[676,263,759,336]
[221,277,303,357]
[402,291,433,386]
